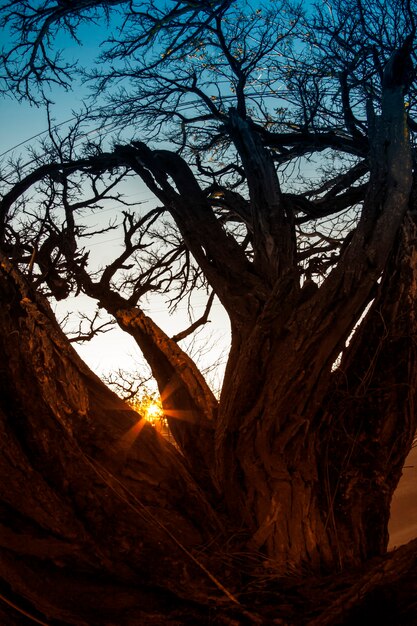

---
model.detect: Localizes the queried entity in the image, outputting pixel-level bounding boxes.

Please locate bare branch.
[172,291,215,343]
[64,309,115,343]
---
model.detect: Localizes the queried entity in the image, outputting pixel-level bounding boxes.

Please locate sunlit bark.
[0,252,229,624]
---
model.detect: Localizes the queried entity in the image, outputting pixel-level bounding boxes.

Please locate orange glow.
[145,401,162,422]
[163,409,196,422]
[117,417,147,453]
[159,378,181,403]
[129,394,164,425]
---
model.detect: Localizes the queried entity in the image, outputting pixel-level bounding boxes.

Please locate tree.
[1,0,417,623]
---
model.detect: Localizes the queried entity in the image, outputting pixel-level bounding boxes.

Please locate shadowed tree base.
[1,250,417,626]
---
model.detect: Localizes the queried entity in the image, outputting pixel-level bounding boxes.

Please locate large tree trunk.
[1,25,417,622]
[2,43,411,583]
[0,253,247,625]
[210,78,415,573]
[211,219,417,574]
[2,246,417,625]
[320,213,417,563]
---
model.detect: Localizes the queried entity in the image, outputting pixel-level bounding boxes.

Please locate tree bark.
[307,538,417,626]
[0,252,238,625]
[319,213,417,565]
[211,67,414,573]
[2,221,417,624]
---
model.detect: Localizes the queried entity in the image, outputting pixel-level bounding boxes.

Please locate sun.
[145,401,163,422]
[129,393,165,430]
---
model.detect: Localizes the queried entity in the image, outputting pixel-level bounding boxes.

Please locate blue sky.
[0,13,231,382]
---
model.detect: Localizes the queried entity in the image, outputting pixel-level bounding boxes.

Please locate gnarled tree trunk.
[0,253,243,625]
[2,234,417,625]
[206,58,416,574]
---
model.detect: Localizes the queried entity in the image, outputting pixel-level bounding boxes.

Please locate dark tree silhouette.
[1,0,417,623]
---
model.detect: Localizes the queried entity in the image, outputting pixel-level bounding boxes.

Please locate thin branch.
[172,291,215,343]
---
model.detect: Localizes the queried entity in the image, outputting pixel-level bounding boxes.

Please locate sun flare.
[145,401,163,422]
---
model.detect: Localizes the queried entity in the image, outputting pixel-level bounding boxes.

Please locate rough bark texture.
[205,60,415,574]
[2,230,417,624]
[0,253,239,625]
[320,214,417,564]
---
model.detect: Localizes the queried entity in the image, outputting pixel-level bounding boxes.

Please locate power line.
[0,117,126,178]
[0,115,77,159]
[1,88,290,168]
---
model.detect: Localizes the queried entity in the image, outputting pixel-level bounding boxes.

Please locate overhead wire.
[0,115,78,159]
[0,88,289,176]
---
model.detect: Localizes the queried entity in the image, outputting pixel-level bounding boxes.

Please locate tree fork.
[211,46,414,572]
